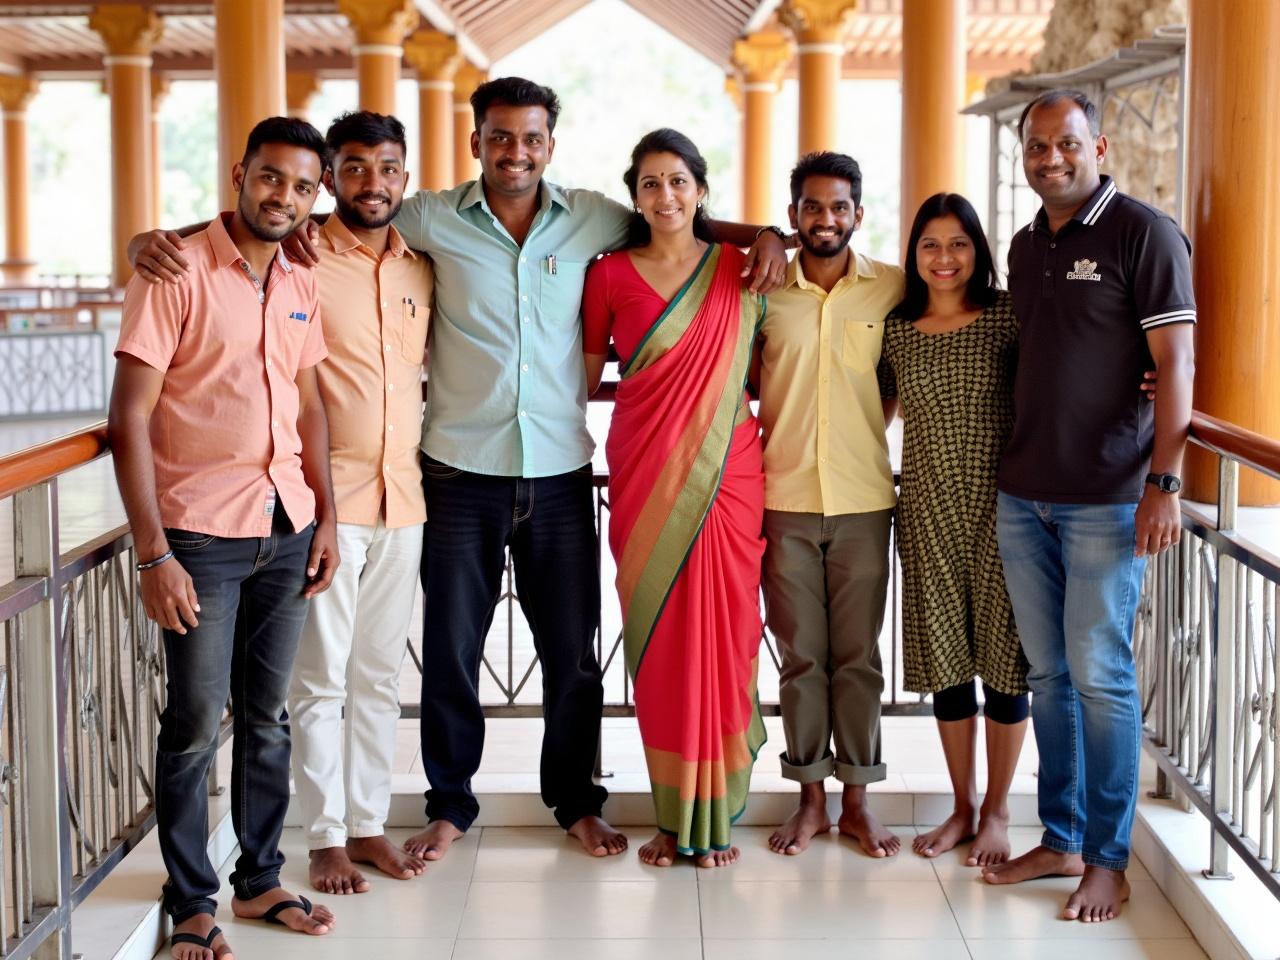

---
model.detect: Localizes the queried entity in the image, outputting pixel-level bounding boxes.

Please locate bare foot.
[838,797,900,858]
[768,791,832,855]
[567,815,628,857]
[231,888,333,935]
[966,811,1011,867]
[170,913,233,960]
[1063,865,1130,922]
[638,832,676,867]
[695,846,740,868]
[308,846,369,895]
[403,820,464,861]
[982,844,1084,884]
[347,835,425,879]
[913,809,976,859]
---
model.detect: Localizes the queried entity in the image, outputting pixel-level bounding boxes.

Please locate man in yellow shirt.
[754,152,903,857]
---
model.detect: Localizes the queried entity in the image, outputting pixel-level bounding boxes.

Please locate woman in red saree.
[583,129,766,868]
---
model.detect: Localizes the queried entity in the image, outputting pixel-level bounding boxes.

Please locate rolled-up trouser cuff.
[1082,852,1129,871]
[780,750,835,783]
[307,828,348,851]
[167,897,217,924]
[834,760,887,786]
[232,870,280,902]
[1041,832,1083,855]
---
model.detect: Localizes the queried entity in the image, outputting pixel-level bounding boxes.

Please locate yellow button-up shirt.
[315,216,433,528]
[757,251,904,516]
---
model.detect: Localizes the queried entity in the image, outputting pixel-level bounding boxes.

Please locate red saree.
[604,243,767,854]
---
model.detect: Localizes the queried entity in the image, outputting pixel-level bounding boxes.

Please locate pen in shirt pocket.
[402,297,416,322]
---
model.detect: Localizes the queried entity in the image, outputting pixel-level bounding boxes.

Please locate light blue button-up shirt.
[395,179,630,478]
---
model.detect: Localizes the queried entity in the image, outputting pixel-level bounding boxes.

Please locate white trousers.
[288,519,423,850]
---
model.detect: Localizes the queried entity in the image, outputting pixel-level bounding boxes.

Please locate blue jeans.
[155,508,313,921]
[996,493,1146,870]
[419,457,607,832]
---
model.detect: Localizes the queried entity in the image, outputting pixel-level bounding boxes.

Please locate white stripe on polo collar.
[1081,179,1118,226]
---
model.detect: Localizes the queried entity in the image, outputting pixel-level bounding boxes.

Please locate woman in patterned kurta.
[878,193,1030,867]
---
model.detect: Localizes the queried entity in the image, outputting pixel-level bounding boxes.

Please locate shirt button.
[820,417,828,425]
[381,300,387,307]
[387,424,395,432]
[1050,242,1057,249]
[820,456,828,463]
[520,256,527,264]
[271,420,278,428]
[388,383,395,391]
[384,343,391,352]
[521,295,528,302]
[521,363,529,371]
[522,316,530,324]
[1044,270,1051,276]
[519,410,527,418]
[265,358,272,368]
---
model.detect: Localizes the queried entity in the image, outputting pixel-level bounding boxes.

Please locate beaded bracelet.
[136,549,175,572]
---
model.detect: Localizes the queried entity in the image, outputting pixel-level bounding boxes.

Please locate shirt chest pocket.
[841,316,885,371]
[398,301,430,366]
[273,311,311,369]
[537,259,588,322]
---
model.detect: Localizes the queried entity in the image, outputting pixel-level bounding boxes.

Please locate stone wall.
[1030,0,1186,74]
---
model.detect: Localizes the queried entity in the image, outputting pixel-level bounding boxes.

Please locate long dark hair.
[621,128,715,248]
[896,192,999,322]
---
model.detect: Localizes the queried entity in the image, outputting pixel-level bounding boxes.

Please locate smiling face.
[325,139,408,230]
[1021,98,1108,215]
[631,151,705,238]
[915,213,976,296]
[789,174,861,259]
[471,102,555,200]
[232,142,322,242]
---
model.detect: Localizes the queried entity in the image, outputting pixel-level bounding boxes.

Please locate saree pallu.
[605,244,767,855]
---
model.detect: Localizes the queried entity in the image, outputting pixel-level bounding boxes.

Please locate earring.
[697,201,704,209]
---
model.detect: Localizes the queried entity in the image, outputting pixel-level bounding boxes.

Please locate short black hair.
[896,192,999,323]
[1017,88,1102,141]
[621,128,714,248]
[471,76,561,134]
[789,151,862,209]
[324,110,406,160]
[241,115,327,168]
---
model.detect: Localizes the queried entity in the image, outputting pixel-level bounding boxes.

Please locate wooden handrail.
[0,410,1276,503]
[0,421,110,500]
[1190,411,1280,483]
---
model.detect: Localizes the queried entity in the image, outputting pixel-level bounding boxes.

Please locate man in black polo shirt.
[982,89,1195,923]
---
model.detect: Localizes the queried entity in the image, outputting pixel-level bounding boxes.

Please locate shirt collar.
[321,214,416,260]
[785,247,876,290]
[1032,175,1118,233]
[209,211,294,273]
[459,177,570,216]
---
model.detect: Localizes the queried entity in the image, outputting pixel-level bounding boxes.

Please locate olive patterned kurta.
[878,290,1028,695]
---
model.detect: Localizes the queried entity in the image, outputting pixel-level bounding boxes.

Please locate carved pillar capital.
[337,0,417,48]
[779,0,858,44]
[732,30,795,88]
[89,4,163,57]
[286,71,322,115]
[0,76,38,113]
[404,29,462,83]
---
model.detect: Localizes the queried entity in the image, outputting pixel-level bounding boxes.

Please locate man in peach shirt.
[285,112,433,896]
[108,117,339,960]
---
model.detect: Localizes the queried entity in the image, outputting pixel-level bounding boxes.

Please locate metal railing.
[0,404,1274,958]
[1135,412,1280,897]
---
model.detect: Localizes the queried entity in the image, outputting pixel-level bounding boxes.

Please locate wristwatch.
[1145,472,1182,493]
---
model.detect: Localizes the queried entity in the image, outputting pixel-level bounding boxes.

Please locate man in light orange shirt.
[108,117,339,960]
[285,112,433,896]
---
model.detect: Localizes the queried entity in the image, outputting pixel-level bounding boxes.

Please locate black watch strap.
[1145,472,1182,493]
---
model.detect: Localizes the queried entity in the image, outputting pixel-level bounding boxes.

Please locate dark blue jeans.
[420,457,607,831]
[155,508,313,922]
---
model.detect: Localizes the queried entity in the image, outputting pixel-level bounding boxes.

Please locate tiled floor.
[152,824,1204,960]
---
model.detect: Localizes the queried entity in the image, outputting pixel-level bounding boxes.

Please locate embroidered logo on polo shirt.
[1066,258,1102,282]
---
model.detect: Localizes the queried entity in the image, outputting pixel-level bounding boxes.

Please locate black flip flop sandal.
[261,895,314,926]
[171,925,223,955]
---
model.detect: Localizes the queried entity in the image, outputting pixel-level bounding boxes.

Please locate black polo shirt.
[998,176,1196,504]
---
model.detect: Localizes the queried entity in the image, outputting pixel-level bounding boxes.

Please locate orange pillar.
[781,0,857,155]
[1185,0,1280,504]
[0,77,38,285]
[732,31,795,225]
[404,29,460,191]
[338,0,416,116]
[215,0,284,210]
[452,62,487,185]
[151,73,170,225]
[900,0,965,249]
[90,4,162,287]
[724,75,745,218]
[286,71,322,121]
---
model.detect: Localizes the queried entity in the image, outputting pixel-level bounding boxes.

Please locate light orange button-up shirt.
[757,251,904,516]
[116,213,327,538]
[314,216,433,528]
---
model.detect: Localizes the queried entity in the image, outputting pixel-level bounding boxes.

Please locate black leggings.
[932,680,1029,725]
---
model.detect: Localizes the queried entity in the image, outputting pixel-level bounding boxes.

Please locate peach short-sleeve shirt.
[314,216,433,528]
[115,213,327,538]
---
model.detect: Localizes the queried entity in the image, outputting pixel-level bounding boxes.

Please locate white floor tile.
[180,937,455,960]
[921,826,1153,883]
[966,939,1208,959]
[943,877,1192,940]
[472,827,695,883]
[458,881,702,939]
[220,882,471,941]
[453,939,704,960]
[695,827,935,883]
[704,940,973,960]
[697,880,963,940]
